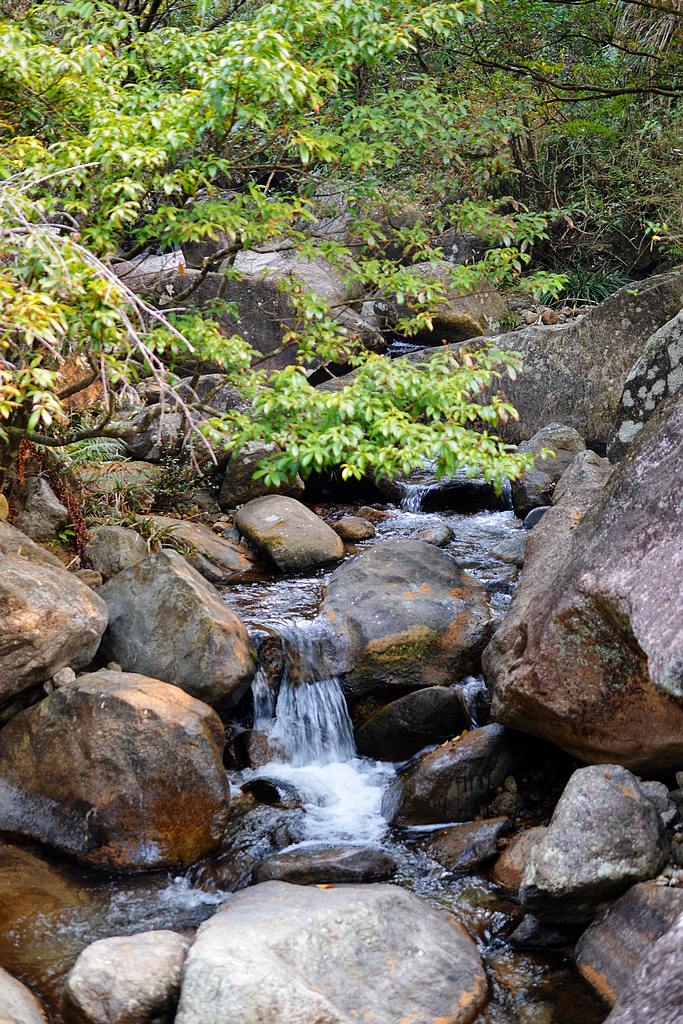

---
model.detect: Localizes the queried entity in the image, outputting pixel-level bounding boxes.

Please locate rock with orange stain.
[0,670,231,871]
[60,930,190,1024]
[0,523,108,709]
[320,539,493,699]
[491,826,547,893]
[174,881,489,1024]
[575,881,683,1010]
[484,391,683,773]
[520,765,667,924]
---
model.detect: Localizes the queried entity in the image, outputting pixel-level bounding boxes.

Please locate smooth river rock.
[86,526,149,580]
[0,523,108,708]
[252,846,397,885]
[520,765,668,923]
[0,671,230,871]
[234,495,344,571]
[0,965,48,1024]
[98,549,255,716]
[320,539,493,697]
[483,390,683,772]
[381,723,518,827]
[354,686,466,761]
[60,930,190,1024]
[174,881,489,1024]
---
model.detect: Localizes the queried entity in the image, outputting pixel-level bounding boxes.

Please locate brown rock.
[419,817,512,874]
[332,515,376,541]
[234,496,344,572]
[0,966,48,1024]
[252,846,397,885]
[575,882,683,1008]
[491,826,547,892]
[0,670,231,871]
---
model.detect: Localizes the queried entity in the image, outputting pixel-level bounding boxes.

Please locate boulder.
[381,723,518,827]
[0,670,230,871]
[0,966,48,1024]
[136,515,253,582]
[519,765,668,923]
[234,495,344,572]
[510,422,586,517]
[218,442,304,510]
[481,269,683,445]
[320,539,493,696]
[252,846,397,885]
[483,392,683,772]
[60,931,190,1024]
[354,686,467,761]
[489,533,527,567]
[374,262,507,342]
[608,306,683,462]
[418,817,512,874]
[86,526,149,580]
[575,881,683,1009]
[491,826,547,892]
[174,881,489,1024]
[13,476,69,541]
[0,519,64,568]
[601,912,683,1024]
[0,535,108,707]
[98,549,254,715]
[331,515,376,542]
[551,449,613,507]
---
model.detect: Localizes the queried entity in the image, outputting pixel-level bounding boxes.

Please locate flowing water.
[0,489,606,1024]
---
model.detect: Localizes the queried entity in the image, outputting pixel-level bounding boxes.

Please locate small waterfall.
[500,475,513,511]
[251,622,355,766]
[398,482,431,512]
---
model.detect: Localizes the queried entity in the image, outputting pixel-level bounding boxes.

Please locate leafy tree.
[0,0,569,494]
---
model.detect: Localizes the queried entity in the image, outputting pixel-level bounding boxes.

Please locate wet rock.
[608,306,683,462]
[234,496,344,572]
[510,422,586,517]
[231,730,281,769]
[0,670,230,871]
[136,515,253,582]
[0,966,48,1024]
[188,848,256,893]
[354,686,466,761]
[381,723,518,826]
[60,930,190,1024]
[601,911,683,1023]
[575,881,683,1009]
[218,441,304,510]
[0,534,108,708]
[416,523,454,547]
[241,777,300,809]
[489,533,527,566]
[520,765,668,924]
[98,549,255,716]
[509,915,583,949]
[481,270,683,445]
[174,881,489,1024]
[332,515,376,541]
[320,539,493,696]
[491,826,547,892]
[419,817,512,874]
[86,526,148,580]
[551,449,612,507]
[252,846,397,885]
[523,506,552,530]
[376,466,506,512]
[484,392,683,772]
[13,476,70,541]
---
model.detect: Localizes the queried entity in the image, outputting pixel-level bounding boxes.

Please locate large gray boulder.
[174,881,489,1024]
[483,391,683,772]
[86,525,149,580]
[0,670,230,871]
[608,306,683,462]
[234,495,344,572]
[0,966,48,1024]
[13,476,69,541]
[603,912,683,1024]
[510,422,586,517]
[320,539,493,697]
[520,765,668,923]
[98,549,254,715]
[381,723,517,826]
[484,270,683,445]
[61,930,190,1024]
[575,882,683,1009]
[0,525,108,708]
[551,449,613,507]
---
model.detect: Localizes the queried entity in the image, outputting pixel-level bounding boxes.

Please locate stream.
[0,488,607,1024]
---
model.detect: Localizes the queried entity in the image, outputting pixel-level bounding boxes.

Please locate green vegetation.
[0,0,679,493]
